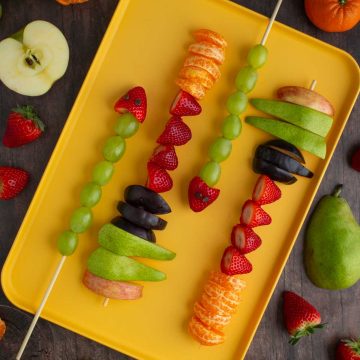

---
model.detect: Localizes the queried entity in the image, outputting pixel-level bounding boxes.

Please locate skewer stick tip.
[310,79,317,91]
[103,298,110,307]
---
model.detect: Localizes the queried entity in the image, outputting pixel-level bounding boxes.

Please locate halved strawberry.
[170,90,202,117]
[240,200,271,227]
[146,162,173,193]
[157,116,192,146]
[220,246,252,275]
[188,176,220,212]
[231,224,262,254]
[114,86,147,123]
[252,175,281,205]
[149,145,178,171]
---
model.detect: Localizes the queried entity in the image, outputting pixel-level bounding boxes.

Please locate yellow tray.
[2,0,359,359]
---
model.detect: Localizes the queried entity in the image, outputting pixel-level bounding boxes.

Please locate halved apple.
[0,20,69,96]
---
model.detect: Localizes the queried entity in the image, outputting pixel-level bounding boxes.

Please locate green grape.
[235,66,258,93]
[103,136,126,163]
[80,182,102,208]
[222,115,242,140]
[209,137,232,163]
[92,161,114,185]
[200,161,221,187]
[247,44,268,69]
[226,91,248,115]
[70,207,93,233]
[57,230,79,256]
[114,113,139,138]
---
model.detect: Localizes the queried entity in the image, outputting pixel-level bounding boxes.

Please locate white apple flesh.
[0,20,69,96]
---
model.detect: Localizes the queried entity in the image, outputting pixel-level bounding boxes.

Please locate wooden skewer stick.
[16,255,67,360]
[310,79,317,91]
[260,0,284,46]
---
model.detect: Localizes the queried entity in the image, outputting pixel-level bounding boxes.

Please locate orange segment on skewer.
[208,270,246,293]
[193,301,231,331]
[175,78,206,100]
[200,291,236,316]
[184,55,221,81]
[193,29,228,49]
[188,42,225,65]
[204,280,241,309]
[188,316,225,346]
[178,66,215,90]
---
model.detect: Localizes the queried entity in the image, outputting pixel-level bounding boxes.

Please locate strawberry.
[336,338,360,360]
[170,90,202,116]
[351,148,360,172]
[149,145,178,170]
[0,166,29,200]
[157,116,192,146]
[114,86,147,123]
[3,105,44,148]
[240,200,271,227]
[188,176,220,212]
[146,162,173,193]
[220,246,252,275]
[283,291,325,345]
[231,224,262,254]
[252,175,281,205]
[0,317,5,340]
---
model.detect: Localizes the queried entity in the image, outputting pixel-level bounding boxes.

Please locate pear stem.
[333,184,343,197]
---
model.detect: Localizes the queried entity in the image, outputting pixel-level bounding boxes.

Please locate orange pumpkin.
[56,0,88,5]
[305,0,360,32]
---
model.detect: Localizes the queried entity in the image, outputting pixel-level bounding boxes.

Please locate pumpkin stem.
[339,0,347,5]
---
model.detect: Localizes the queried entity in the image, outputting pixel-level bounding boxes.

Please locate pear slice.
[0,20,69,96]
[245,116,327,159]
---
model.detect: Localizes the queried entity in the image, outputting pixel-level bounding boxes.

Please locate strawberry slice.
[170,90,202,117]
[149,145,178,171]
[0,166,29,200]
[114,86,147,123]
[252,175,282,205]
[146,162,173,193]
[157,116,192,146]
[188,176,220,212]
[220,246,252,275]
[240,200,271,227]
[231,224,262,254]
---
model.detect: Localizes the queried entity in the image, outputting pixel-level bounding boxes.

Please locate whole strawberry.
[283,291,324,345]
[188,176,220,212]
[336,338,360,360]
[0,166,29,200]
[3,105,44,148]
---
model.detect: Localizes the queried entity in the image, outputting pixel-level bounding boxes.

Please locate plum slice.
[253,157,297,184]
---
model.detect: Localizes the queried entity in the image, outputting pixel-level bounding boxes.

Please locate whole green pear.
[305,185,360,290]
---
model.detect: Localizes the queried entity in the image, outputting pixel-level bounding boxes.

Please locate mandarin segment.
[189,42,225,65]
[204,280,241,309]
[193,29,228,49]
[178,66,214,90]
[184,55,221,81]
[175,78,206,100]
[209,270,246,292]
[200,291,236,316]
[193,301,231,331]
[188,316,225,346]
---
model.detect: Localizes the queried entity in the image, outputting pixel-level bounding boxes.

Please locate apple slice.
[0,20,69,96]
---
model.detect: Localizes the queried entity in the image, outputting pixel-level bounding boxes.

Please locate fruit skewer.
[16,86,147,360]
[188,0,284,212]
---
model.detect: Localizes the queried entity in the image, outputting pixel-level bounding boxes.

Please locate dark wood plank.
[0,0,358,359]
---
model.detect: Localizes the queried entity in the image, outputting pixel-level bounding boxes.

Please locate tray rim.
[1,0,360,359]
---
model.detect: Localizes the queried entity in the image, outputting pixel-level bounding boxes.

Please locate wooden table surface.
[0,0,359,359]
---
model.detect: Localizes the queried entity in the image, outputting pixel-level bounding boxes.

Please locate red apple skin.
[277,86,335,117]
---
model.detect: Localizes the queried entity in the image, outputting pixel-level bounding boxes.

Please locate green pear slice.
[251,99,333,137]
[245,116,327,159]
[0,20,69,96]
[87,247,166,282]
[98,223,176,260]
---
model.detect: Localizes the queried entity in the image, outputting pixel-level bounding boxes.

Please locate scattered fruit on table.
[220,246,253,275]
[83,270,142,300]
[0,20,69,96]
[252,174,282,205]
[336,338,360,360]
[277,86,335,116]
[240,200,272,227]
[250,99,333,137]
[351,147,360,172]
[304,0,360,32]
[3,105,44,148]
[146,162,173,193]
[170,90,202,116]
[114,86,147,122]
[112,216,156,243]
[231,224,262,254]
[283,291,324,345]
[56,0,88,5]
[149,145,178,171]
[305,185,360,289]
[0,317,6,340]
[246,116,327,159]
[188,176,220,212]
[157,116,192,146]
[0,166,29,200]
